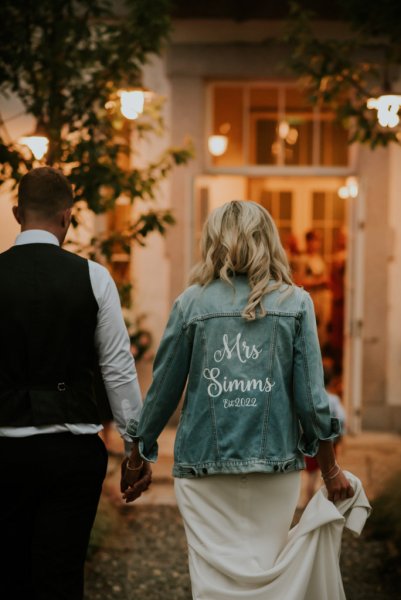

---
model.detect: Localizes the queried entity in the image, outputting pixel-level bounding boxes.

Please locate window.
[210,82,349,168]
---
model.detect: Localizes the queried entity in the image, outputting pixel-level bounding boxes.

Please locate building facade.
[135,13,401,432]
[1,7,400,432]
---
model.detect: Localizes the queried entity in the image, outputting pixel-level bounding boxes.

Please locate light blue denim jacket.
[126,276,340,478]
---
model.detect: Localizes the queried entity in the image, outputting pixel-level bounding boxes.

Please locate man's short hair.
[18,167,73,220]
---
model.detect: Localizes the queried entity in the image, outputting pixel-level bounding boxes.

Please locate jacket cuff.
[136,438,159,463]
[125,418,158,463]
[126,418,139,438]
[298,417,342,457]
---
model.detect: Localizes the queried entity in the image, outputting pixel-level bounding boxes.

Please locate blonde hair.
[189,200,293,320]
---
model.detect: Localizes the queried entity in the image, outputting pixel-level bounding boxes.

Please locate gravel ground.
[85,501,191,600]
[85,495,400,600]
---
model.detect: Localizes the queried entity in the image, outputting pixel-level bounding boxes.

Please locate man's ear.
[61,207,72,228]
[12,205,21,225]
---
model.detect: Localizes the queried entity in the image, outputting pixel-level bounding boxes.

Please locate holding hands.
[120,443,152,503]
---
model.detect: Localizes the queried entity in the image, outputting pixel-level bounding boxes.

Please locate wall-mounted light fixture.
[208,122,231,157]
[367,94,401,128]
[18,119,49,161]
[117,88,153,120]
[19,133,49,161]
[119,90,144,120]
[208,134,228,156]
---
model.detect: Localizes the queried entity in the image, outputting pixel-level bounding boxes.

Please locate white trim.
[343,185,365,434]
[205,166,355,177]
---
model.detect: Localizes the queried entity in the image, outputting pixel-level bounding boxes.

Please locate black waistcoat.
[0,243,100,427]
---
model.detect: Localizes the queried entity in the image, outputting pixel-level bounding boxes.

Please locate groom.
[0,167,150,599]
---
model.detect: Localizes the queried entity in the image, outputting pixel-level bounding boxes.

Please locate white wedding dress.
[175,471,370,600]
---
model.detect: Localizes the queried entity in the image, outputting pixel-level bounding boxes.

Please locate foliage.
[0,0,192,242]
[0,0,193,348]
[285,1,401,148]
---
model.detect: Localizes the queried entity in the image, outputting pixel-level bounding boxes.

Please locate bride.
[123,200,360,599]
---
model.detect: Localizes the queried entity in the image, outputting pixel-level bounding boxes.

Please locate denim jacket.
[126,276,340,478]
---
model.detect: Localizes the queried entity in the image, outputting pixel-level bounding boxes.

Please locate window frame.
[205,80,357,176]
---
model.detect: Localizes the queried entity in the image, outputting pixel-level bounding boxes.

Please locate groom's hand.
[121,459,152,503]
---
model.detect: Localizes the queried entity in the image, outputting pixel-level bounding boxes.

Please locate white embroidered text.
[213,333,262,363]
[203,367,275,398]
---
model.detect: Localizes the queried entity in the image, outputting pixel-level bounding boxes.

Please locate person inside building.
[330,228,347,373]
[295,229,331,348]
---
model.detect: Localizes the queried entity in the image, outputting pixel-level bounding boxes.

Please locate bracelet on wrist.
[322,464,341,481]
[321,462,338,477]
[126,460,144,472]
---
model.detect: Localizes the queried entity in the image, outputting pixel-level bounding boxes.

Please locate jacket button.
[202,468,208,474]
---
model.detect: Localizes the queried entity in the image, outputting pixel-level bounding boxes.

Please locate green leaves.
[285,1,401,148]
[0,0,191,232]
[0,0,192,316]
[0,138,33,185]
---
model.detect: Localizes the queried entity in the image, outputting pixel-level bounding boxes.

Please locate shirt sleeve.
[126,297,192,462]
[293,292,341,456]
[89,261,142,445]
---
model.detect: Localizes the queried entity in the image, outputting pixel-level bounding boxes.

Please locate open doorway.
[248,176,347,377]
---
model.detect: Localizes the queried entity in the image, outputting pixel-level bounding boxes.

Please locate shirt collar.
[14,230,60,247]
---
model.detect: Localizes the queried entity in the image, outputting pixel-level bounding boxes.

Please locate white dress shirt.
[0,229,142,445]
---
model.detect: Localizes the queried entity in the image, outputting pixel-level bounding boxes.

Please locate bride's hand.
[324,468,354,503]
[121,460,152,503]
[120,456,144,491]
